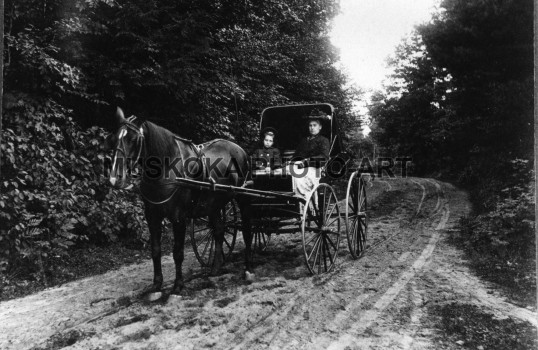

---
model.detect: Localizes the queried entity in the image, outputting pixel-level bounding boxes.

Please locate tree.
[370,33,454,174]
[371,0,533,202]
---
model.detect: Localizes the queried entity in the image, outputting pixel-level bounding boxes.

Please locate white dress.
[286,163,321,199]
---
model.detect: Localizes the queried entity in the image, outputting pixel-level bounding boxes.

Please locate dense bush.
[0,93,146,282]
[462,159,535,262]
[457,185,535,305]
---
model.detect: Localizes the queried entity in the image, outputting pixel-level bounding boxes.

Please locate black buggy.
[189,103,368,274]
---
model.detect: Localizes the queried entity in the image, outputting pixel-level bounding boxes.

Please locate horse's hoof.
[142,284,162,296]
[171,284,184,296]
[146,292,162,302]
[245,271,255,282]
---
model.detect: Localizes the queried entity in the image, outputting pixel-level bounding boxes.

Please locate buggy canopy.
[259,103,343,157]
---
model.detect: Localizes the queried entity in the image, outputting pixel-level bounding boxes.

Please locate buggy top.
[259,103,343,159]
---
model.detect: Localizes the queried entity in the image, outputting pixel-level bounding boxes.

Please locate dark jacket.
[293,134,330,167]
[252,146,282,169]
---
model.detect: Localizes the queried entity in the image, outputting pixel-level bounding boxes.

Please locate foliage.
[0,93,146,280]
[370,0,534,302]
[4,0,360,145]
[371,0,533,208]
[459,161,534,261]
[370,33,455,174]
[0,0,359,292]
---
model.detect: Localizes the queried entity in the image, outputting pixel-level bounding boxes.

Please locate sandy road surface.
[0,177,535,350]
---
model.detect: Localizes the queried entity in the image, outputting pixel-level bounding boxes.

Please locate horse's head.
[108,107,144,188]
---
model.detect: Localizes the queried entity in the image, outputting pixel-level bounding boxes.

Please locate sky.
[330,0,440,91]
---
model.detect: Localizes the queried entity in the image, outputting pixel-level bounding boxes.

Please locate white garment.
[287,164,321,198]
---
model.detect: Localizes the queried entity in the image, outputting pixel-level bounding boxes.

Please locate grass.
[447,229,536,308]
[429,302,537,350]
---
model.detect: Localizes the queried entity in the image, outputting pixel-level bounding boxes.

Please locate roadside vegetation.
[430,302,537,350]
[369,0,534,305]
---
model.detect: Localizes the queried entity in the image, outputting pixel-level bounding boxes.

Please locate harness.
[110,116,144,185]
[178,138,223,183]
[112,117,242,206]
[139,138,226,205]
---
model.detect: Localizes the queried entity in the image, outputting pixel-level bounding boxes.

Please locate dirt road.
[1,178,535,350]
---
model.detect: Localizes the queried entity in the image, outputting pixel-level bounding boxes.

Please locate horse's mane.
[144,121,185,157]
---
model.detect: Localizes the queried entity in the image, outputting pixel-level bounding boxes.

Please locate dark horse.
[107,107,253,295]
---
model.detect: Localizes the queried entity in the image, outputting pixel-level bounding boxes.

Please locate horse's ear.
[115,107,126,125]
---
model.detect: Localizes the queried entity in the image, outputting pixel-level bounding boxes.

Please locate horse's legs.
[237,197,254,277]
[147,211,164,292]
[209,208,225,275]
[171,214,187,294]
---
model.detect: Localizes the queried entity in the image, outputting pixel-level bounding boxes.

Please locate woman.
[287,109,331,197]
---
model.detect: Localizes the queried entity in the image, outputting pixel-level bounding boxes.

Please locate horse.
[107,107,253,295]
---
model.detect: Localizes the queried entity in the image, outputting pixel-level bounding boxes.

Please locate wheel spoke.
[351,180,358,210]
[322,237,328,271]
[209,239,215,260]
[347,214,358,221]
[193,226,211,234]
[201,235,212,261]
[324,236,334,265]
[319,240,326,273]
[196,230,213,248]
[325,202,337,223]
[223,235,232,250]
[345,174,367,260]
[312,201,323,227]
[349,191,356,213]
[326,234,337,252]
[305,231,320,246]
[302,184,342,273]
[307,235,322,262]
[313,240,322,272]
[358,193,365,211]
[191,200,238,267]
[327,215,341,228]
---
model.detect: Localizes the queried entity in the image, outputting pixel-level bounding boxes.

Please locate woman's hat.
[261,127,277,137]
[303,108,331,120]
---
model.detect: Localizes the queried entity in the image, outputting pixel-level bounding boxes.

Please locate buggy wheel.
[345,172,367,259]
[190,200,238,267]
[301,183,341,274]
[252,229,271,252]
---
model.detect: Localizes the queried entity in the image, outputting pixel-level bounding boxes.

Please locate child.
[252,128,281,172]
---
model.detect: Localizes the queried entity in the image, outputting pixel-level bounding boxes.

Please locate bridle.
[110,116,145,185]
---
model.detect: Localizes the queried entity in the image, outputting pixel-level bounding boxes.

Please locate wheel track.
[364,177,430,254]
[325,187,450,349]
[234,178,444,349]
